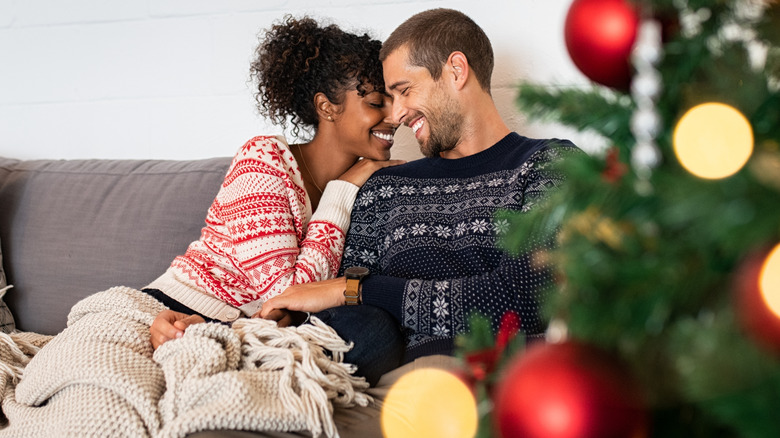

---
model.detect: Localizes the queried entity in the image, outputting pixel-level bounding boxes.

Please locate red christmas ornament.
[565,0,640,90]
[493,340,647,438]
[734,247,780,356]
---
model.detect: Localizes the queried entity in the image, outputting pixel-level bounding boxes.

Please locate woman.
[147,16,405,383]
[0,17,404,438]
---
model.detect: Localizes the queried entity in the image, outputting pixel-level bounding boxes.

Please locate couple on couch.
[152,7,576,382]
[1,7,577,438]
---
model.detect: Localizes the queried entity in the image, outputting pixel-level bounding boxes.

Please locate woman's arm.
[199,136,359,311]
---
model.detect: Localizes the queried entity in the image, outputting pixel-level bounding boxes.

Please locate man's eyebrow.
[386,80,409,92]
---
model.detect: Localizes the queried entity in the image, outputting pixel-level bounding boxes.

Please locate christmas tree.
[484,0,780,437]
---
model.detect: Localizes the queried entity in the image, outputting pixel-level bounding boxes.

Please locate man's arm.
[357,233,554,338]
[257,242,553,341]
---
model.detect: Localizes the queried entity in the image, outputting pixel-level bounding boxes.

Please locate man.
[260,8,577,363]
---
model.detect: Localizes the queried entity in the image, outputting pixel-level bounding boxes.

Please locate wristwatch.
[344,266,369,305]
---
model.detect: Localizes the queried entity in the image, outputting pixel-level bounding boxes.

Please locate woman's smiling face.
[330,88,396,161]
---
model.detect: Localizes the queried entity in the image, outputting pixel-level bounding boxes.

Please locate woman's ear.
[314,92,336,122]
[447,52,469,91]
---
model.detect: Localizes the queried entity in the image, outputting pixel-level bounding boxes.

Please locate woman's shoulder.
[236,135,291,156]
[229,135,296,166]
[218,135,304,198]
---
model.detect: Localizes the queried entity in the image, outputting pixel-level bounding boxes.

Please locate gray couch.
[0,156,231,335]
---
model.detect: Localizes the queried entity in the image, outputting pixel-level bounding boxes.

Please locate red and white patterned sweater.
[146,135,359,321]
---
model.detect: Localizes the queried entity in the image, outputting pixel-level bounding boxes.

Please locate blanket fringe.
[233,317,371,438]
[0,332,51,386]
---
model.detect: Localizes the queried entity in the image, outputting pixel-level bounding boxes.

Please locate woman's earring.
[327,116,333,121]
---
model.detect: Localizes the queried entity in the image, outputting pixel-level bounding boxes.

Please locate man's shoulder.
[360,134,581,187]
[511,133,579,154]
[502,133,580,169]
[368,156,433,180]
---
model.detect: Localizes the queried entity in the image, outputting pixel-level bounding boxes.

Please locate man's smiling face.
[383,45,463,158]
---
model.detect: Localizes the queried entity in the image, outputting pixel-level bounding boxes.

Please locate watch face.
[345,266,370,278]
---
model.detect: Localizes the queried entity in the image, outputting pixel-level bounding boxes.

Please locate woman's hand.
[338,158,405,187]
[150,309,205,350]
[254,277,347,320]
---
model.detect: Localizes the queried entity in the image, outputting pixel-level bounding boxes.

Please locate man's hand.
[150,309,205,350]
[255,277,347,320]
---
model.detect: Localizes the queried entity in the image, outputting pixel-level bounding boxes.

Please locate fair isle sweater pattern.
[338,133,577,360]
[148,135,359,320]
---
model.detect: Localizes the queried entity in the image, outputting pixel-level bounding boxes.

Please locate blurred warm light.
[673,102,753,179]
[760,243,780,319]
[381,368,477,438]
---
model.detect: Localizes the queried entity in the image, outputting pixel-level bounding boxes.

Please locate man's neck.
[439,97,511,159]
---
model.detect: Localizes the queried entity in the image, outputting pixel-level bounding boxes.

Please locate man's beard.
[419,89,464,158]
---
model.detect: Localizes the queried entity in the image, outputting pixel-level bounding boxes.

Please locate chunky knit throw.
[0,287,369,437]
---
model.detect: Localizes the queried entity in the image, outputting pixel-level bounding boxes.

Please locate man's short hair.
[380,8,494,93]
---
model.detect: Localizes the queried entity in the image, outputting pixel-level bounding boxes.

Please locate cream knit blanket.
[0,286,370,438]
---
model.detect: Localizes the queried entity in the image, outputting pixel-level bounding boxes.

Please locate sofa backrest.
[0,157,231,335]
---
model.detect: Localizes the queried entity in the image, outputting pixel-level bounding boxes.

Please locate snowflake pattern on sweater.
[338,133,578,360]
[155,135,359,319]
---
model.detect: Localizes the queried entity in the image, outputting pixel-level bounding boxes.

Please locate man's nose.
[391,99,407,126]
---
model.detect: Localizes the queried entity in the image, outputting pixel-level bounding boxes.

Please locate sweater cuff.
[310,179,360,229]
[360,274,407,322]
[145,269,242,322]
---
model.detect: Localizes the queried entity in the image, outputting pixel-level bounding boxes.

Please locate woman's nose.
[382,112,399,128]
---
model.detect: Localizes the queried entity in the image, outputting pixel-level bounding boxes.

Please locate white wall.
[0,0,590,161]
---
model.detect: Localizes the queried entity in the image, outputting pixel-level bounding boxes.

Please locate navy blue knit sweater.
[338,132,578,360]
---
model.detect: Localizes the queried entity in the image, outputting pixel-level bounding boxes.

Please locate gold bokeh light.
[760,243,780,319]
[673,102,753,179]
[381,368,478,438]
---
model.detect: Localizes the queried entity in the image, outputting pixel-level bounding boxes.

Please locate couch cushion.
[0,157,231,335]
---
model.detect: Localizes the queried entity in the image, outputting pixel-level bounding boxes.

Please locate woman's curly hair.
[250,15,385,139]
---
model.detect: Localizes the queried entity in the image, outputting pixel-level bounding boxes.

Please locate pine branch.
[516,84,635,148]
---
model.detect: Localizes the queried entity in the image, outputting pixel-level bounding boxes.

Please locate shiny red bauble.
[493,340,647,438]
[564,0,640,90]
